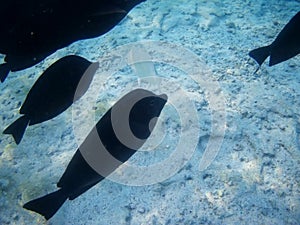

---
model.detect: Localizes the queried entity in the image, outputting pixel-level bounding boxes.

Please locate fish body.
[249,11,300,66]
[23,89,167,220]
[0,0,146,82]
[3,55,98,144]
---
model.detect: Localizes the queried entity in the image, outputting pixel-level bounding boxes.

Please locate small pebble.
[138,207,146,214]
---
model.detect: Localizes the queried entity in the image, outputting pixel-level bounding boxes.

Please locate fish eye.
[149,100,155,106]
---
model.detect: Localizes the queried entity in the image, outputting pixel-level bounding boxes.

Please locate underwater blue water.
[0,0,300,224]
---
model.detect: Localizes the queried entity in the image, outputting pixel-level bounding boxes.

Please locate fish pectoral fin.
[3,115,29,144]
[249,45,271,66]
[91,6,127,17]
[23,189,68,220]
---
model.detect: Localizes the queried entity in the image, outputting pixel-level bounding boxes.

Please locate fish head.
[129,90,167,139]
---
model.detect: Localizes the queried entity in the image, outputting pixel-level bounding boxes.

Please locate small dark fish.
[23,89,167,220]
[0,0,146,82]
[249,11,300,67]
[3,55,99,144]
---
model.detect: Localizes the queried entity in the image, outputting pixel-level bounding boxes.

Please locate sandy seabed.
[0,0,300,224]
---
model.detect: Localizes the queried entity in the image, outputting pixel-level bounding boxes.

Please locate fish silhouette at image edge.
[23,89,168,220]
[3,55,99,144]
[249,11,300,68]
[0,0,146,82]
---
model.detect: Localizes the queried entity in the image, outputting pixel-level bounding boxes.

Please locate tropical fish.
[0,0,146,82]
[249,11,300,67]
[23,89,167,220]
[3,55,99,144]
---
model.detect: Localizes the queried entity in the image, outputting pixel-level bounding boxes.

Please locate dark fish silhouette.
[3,55,99,144]
[0,0,146,82]
[249,11,300,67]
[23,89,167,220]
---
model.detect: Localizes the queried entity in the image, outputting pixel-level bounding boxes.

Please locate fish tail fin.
[253,66,260,75]
[3,115,29,144]
[249,45,271,66]
[0,63,10,82]
[23,189,68,220]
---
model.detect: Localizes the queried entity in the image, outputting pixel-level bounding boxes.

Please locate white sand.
[0,0,299,224]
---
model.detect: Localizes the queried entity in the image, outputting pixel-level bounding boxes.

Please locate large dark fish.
[3,55,99,144]
[0,0,146,82]
[23,89,167,220]
[249,11,300,67]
